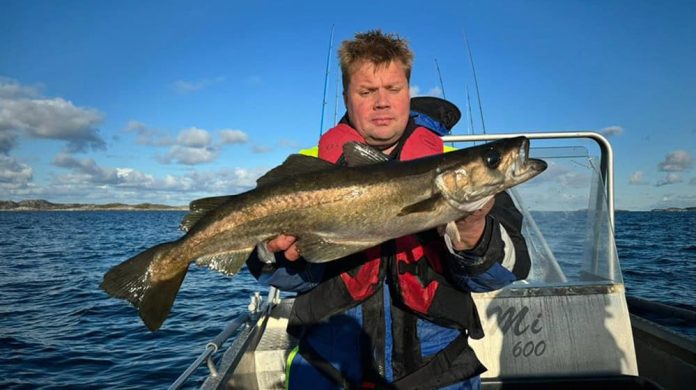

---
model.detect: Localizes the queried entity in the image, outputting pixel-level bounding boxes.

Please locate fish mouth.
[510,138,547,180]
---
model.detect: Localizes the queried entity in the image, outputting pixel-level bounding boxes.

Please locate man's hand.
[445,197,495,251]
[266,234,301,261]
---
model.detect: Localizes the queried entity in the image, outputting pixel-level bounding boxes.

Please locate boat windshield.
[448,136,621,288]
[514,142,619,287]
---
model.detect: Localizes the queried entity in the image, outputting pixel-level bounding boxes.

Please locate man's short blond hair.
[339,30,413,90]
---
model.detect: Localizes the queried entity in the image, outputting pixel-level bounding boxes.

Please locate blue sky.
[1,0,694,211]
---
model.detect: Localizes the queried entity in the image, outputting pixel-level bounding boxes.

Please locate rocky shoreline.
[650,207,696,212]
[0,199,187,211]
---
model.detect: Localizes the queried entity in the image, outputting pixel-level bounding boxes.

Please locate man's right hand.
[266,234,301,261]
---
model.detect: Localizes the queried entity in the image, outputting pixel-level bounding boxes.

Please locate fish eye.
[484,149,501,169]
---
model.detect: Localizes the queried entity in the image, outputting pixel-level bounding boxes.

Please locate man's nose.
[374,89,390,109]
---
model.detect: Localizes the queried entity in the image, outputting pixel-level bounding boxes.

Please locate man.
[246,30,530,389]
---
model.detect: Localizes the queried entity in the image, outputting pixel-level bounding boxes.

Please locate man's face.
[344,60,410,151]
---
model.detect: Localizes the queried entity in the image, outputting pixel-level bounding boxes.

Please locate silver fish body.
[101,136,546,330]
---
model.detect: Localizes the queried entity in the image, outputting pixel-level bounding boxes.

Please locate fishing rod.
[434,58,456,148]
[463,32,486,134]
[333,63,340,125]
[466,86,475,136]
[434,58,447,99]
[319,25,335,137]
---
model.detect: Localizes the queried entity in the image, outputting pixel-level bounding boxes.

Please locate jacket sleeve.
[443,191,531,292]
[246,247,326,293]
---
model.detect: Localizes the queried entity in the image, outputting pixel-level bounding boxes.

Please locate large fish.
[101,137,546,331]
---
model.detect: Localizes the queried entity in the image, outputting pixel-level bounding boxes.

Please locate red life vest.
[287,122,483,340]
[318,122,443,163]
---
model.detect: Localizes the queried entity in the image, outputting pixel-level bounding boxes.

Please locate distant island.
[650,207,696,212]
[0,199,188,211]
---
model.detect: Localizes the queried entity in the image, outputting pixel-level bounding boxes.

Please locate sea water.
[0,210,694,388]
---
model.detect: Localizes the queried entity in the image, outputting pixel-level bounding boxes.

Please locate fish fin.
[398,194,444,216]
[180,195,236,232]
[444,221,461,243]
[256,154,335,187]
[343,142,390,166]
[296,234,378,263]
[101,242,186,331]
[194,248,253,276]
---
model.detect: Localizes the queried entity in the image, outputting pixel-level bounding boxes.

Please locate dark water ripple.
[0,211,257,389]
[0,210,694,388]
[614,211,696,313]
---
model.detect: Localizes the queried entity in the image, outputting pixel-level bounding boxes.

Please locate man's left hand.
[447,197,495,251]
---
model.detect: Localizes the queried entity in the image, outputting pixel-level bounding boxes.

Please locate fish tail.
[100,242,185,331]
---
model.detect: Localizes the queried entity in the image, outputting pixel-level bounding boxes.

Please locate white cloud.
[600,126,623,137]
[690,177,696,185]
[0,98,102,144]
[183,167,266,194]
[114,168,156,188]
[0,77,41,99]
[426,86,444,98]
[655,173,682,187]
[39,156,269,205]
[125,124,244,166]
[219,129,248,144]
[649,192,696,210]
[409,85,444,98]
[658,150,693,172]
[177,127,211,148]
[124,120,174,146]
[409,85,421,96]
[161,174,195,191]
[252,144,272,153]
[526,161,589,188]
[0,155,32,186]
[172,77,225,94]
[52,154,160,189]
[145,127,220,165]
[51,153,200,193]
[629,170,647,185]
[0,130,17,154]
[162,145,217,165]
[53,153,117,183]
[0,78,105,153]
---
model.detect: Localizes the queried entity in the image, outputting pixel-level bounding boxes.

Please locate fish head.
[435,137,547,206]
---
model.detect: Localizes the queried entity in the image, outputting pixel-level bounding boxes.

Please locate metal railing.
[169,287,279,390]
[443,131,616,280]
[442,131,615,228]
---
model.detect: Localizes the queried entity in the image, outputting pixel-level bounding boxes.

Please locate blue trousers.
[285,315,481,390]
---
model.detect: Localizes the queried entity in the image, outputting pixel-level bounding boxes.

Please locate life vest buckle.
[396,257,428,286]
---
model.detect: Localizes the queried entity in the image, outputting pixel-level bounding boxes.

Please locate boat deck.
[200,291,695,390]
[203,299,296,390]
